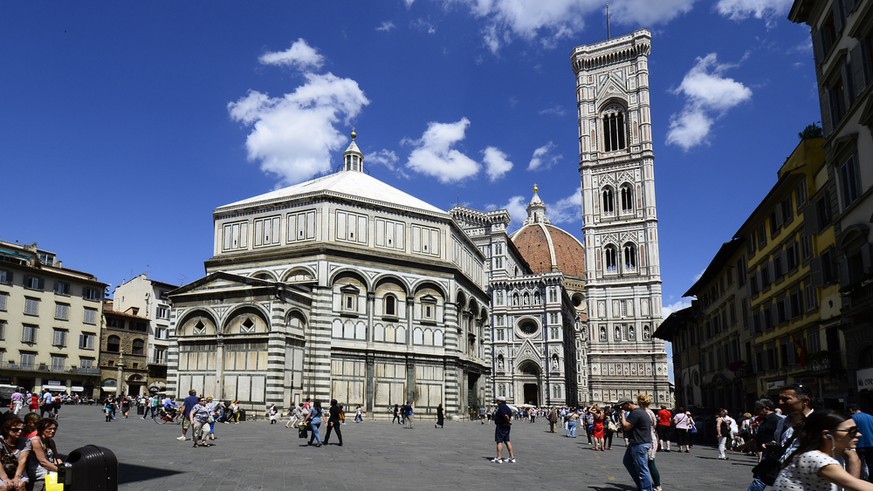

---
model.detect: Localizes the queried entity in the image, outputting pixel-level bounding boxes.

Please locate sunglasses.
[834,426,860,438]
[9,428,23,433]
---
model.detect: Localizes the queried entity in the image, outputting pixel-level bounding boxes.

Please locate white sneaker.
[506,458,516,463]
[176,436,186,441]
[490,458,504,463]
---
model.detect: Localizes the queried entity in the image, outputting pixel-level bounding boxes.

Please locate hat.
[496,396,506,402]
[848,403,860,412]
[754,398,774,410]
[616,397,634,406]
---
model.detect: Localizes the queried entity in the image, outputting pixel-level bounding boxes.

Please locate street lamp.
[117,350,125,396]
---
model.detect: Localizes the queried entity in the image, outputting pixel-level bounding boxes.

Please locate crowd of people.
[0,410,63,491]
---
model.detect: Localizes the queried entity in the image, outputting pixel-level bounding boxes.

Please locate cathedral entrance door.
[523,384,539,406]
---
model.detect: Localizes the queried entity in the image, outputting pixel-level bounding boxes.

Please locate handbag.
[207,414,215,424]
[607,420,618,432]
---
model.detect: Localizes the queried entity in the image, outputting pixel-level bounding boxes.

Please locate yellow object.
[45,471,64,491]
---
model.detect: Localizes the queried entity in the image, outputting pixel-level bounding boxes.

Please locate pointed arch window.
[620,184,633,212]
[623,243,637,270]
[602,186,615,215]
[602,105,627,152]
[604,245,617,272]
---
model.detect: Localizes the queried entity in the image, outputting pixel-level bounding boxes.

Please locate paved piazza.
[50,405,750,490]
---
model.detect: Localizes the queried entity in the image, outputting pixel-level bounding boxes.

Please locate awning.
[101,387,117,392]
[42,385,68,392]
[71,386,84,392]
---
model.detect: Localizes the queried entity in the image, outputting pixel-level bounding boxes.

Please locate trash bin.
[136,405,145,416]
[239,408,246,421]
[59,445,117,491]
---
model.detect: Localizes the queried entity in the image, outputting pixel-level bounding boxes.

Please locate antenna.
[606,3,611,40]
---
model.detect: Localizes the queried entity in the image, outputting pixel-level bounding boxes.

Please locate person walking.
[592,406,605,451]
[618,396,654,491]
[638,394,663,491]
[306,400,324,447]
[189,397,212,448]
[548,407,558,433]
[716,408,733,460]
[177,389,199,441]
[392,404,401,424]
[404,401,414,429]
[354,405,364,424]
[323,399,343,446]
[850,403,873,481]
[490,396,516,463]
[656,404,673,452]
[566,408,579,438]
[672,406,693,453]
[9,390,23,416]
[435,403,444,428]
[604,407,617,450]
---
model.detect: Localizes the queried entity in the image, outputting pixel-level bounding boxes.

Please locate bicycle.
[152,406,181,424]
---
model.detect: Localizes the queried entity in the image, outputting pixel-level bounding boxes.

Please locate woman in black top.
[323,399,343,446]
[436,404,445,428]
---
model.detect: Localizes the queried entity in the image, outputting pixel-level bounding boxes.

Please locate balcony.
[147,356,167,366]
[1,362,99,376]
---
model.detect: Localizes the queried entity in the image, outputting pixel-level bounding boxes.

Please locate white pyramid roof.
[216,170,447,216]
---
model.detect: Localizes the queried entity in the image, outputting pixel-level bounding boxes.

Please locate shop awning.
[71,386,84,392]
[42,385,68,392]
[101,387,117,392]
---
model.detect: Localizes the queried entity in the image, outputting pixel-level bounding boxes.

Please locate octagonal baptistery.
[510,186,585,283]
[167,132,491,420]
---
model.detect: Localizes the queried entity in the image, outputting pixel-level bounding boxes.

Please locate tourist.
[638,393,663,491]
[850,404,873,481]
[618,396,654,491]
[773,410,870,490]
[392,404,400,424]
[0,416,29,491]
[26,418,62,491]
[323,399,343,446]
[355,405,364,424]
[119,394,130,418]
[584,407,594,445]
[228,400,241,424]
[20,415,39,441]
[28,394,38,414]
[267,404,279,424]
[716,408,733,460]
[404,401,414,429]
[285,404,303,429]
[656,404,673,452]
[604,407,617,450]
[39,391,52,419]
[592,405,605,451]
[548,407,558,433]
[9,390,23,417]
[672,405,693,453]
[189,397,212,448]
[177,389,199,440]
[490,396,516,463]
[566,407,579,438]
[307,400,324,447]
[204,396,218,441]
[435,403,444,428]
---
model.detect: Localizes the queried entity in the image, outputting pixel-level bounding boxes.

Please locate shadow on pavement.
[586,485,637,491]
[117,462,184,484]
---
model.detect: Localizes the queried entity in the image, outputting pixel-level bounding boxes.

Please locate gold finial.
[533,183,539,193]
[351,128,357,139]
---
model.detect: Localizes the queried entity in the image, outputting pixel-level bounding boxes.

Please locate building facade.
[790,0,873,407]
[99,301,150,398]
[0,240,104,396]
[166,136,492,418]
[113,274,178,391]
[571,30,671,405]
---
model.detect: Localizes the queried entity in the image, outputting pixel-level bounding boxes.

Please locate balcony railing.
[2,362,100,376]
[147,356,167,366]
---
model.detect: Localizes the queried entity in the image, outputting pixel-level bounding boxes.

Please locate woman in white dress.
[774,410,873,491]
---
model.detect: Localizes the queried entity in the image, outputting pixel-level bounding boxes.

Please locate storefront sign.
[766,380,786,391]
[856,367,873,392]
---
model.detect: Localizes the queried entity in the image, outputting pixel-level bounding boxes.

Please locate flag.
[793,336,808,368]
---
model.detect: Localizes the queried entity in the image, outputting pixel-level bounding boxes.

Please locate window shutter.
[810,256,824,288]
[832,0,844,34]
[839,254,851,287]
[803,203,819,235]
[842,0,856,15]
[850,44,867,103]
[812,28,824,66]
[821,88,833,135]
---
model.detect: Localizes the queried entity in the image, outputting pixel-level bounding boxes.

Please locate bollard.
[59,445,118,491]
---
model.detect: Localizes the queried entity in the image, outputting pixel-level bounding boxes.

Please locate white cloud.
[499,195,529,229]
[539,105,567,117]
[546,186,582,225]
[527,141,561,171]
[450,0,695,54]
[376,21,396,32]
[662,299,693,319]
[716,0,792,24]
[258,38,324,70]
[482,146,513,181]
[666,53,752,151]
[228,72,370,185]
[404,118,481,182]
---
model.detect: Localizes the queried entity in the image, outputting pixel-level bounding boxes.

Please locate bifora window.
[602,186,615,215]
[602,105,627,152]
[620,184,633,212]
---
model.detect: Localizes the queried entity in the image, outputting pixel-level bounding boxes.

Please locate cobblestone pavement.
[49,406,753,490]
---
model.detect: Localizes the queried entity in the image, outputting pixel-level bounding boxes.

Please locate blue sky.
[2,0,818,320]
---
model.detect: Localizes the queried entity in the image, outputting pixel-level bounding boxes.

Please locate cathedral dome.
[510,185,585,278]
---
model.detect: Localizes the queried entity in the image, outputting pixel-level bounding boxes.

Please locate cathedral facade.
[571,29,671,405]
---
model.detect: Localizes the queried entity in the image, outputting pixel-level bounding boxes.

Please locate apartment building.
[0,240,105,396]
[99,301,150,397]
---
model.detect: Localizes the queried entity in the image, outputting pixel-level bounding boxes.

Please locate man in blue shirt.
[177,389,199,441]
[491,396,516,463]
[850,404,873,481]
[619,396,653,491]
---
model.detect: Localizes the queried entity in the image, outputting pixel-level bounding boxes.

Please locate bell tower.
[571,29,670,405]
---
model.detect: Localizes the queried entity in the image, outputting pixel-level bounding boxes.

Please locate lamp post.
[117,350,125,396]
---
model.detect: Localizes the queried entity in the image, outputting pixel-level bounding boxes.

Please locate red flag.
[793,336,807,368]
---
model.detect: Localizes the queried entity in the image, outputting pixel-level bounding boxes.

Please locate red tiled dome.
[511,223,585,278]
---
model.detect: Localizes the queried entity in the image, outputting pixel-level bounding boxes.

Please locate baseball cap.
[496,396,506,402]
[616,397,634,406]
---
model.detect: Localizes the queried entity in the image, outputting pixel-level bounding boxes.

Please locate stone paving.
[46,405,753,490]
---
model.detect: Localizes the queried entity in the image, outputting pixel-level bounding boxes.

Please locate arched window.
[131,338,145,355]
[620,184,633,212]
[602,186,615,215]
[605,245,617,271]
[107,335,120,352]
[602,106,627,152]
[624,243,637,270]
[384,294,397,317]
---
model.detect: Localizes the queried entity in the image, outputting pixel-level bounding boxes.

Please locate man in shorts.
[177,389,199,441]
[491,396,516,463]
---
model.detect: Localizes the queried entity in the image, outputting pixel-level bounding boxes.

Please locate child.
[268,404,279,424]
